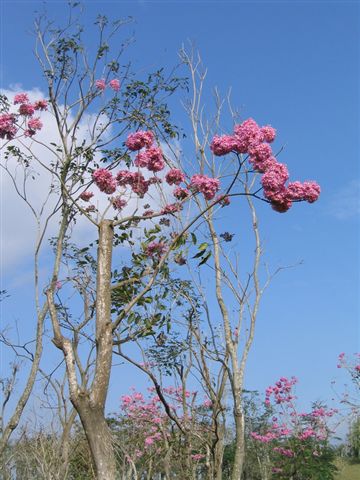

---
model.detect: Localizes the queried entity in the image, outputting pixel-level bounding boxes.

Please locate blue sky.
[1,0,359,423]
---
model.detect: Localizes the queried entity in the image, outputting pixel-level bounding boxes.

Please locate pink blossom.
[216,194,231,206]
[146,241,167,257]
[34,99,48,111]
[210,135,238,156]
[261,162,289,194]
[116,170,135,186]
[233,118,263,153]
[125,130,154,151]
[95,78,106,91]
[191,453,205,461]
[28,117,43,131]
[173,186,190,200]
[112,196,127,210]
[248,144,276,172]
[109,79,120,92]
[79,191,94,201]
[271,196,292,213]
[129,172,149,197]
[302,181,321,203]
[261,125,276,143]
[165,168,185,185]
[190,174,220,200]
[0,113,17,139]
[161,203,182,214]
[13,93,29,105]
[92,168,117,194]
[135,146,165,172]
[18,103,35,116]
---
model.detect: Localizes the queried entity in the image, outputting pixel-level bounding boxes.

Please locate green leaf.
[198,251,212,266]
[191,233,197,245]
[192,250,205,259]
[198,242,208,251]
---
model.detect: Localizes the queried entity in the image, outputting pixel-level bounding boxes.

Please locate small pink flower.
[173,186,190,200]
[125,131,154,151]
[13,93,29,105]
[112,196,127,211]
[190,174,220,200]
[92,168,117,194]
[79,191,94,202]
[95,79,106,91]
[165,168,185,185]
[0,114,17,140]
[19,103,35,116]
[28,117,43,131]
[109,79,120,91]
[34,99,48,111]
[146,241,167,257]
[261,125,276,143]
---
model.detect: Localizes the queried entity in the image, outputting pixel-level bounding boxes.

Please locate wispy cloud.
[327,180,360,220]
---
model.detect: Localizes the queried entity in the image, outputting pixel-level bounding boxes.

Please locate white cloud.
[328,180,360,220]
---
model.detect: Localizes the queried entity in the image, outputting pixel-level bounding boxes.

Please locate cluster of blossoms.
[120,387,206,464]
[265,376,298,406]
[190,174,220,200]
[0,114,17,140]
[145,241,167,258]
[111,195,127,211]
[251,376,336,475]
[0,93,48,139]
[79,191,94,202]
[95,78,120,92]
[210,118,320,212]
[336,352,360,402]
[135,146,165,172]
[92,168,117,194]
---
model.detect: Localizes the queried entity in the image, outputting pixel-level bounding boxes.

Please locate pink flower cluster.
[161,203,182,215]
[116,170,150,197]
[25,117,43,137]
[210,118,276,156]
[190,174,220,200]
[273,447,295,458]
[95,78,120,92]
[165,168,186,185]
[111,195,127,211]
[135,146,165,172]
[125,131,154,151]
[0,114,17,140]
[145,241,167,257]
[173,186,190,200]
[79,191,94,202]
[265,376,298,406]
[92,168,117,194]
[0,93,48,139]
[210,118,320,212]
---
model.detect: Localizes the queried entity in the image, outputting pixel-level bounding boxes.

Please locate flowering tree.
[1,6,321,480]
[251,377,338,479]
[113,387,211,479]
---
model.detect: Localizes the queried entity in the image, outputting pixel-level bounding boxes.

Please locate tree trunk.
[231,408,245,480]
[77,403,116,480]
[213,429,225,480]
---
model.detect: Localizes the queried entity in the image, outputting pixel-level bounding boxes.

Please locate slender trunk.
[213,425,225,480]
[76,219,116,479]
[231,405,245,480]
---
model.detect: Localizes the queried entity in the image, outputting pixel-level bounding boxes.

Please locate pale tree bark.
[48,219,116,480]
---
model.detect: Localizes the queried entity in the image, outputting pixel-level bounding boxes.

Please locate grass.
[335,458,360,480]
